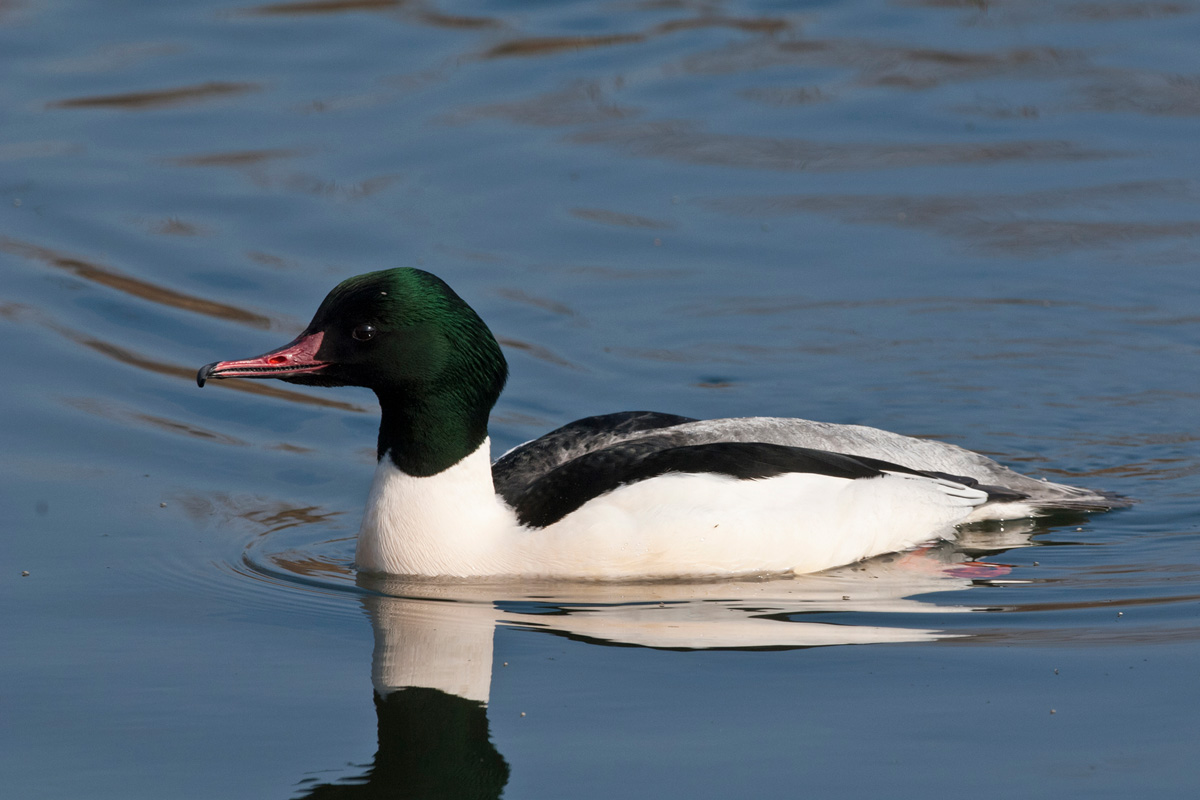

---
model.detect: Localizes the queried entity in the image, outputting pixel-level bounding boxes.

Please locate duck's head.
[199,268,508,474]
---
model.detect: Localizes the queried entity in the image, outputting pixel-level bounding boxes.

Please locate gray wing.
[650,417,1129,513]
[493,412,1129,514]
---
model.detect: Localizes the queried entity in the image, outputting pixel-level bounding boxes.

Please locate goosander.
[198,268,1126,579]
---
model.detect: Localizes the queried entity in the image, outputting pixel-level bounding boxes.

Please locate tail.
[966,479,1133,523]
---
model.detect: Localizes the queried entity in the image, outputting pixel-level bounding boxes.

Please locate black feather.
[493,411,697,504]
[514,440,899,529]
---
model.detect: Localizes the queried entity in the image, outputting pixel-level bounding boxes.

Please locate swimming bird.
[198,268,1126,579]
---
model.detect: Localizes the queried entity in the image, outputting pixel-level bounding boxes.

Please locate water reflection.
[165,148,305,168]
[682,37,1085,86]
[1,236,274,328]
[571,121,1112,172]
[286,542,1010,797]
[208,501,1200,796]
[247,0,404,15]
[48,81,259,110]
[704,179,1200,257]
[489,14,790,58]
[456,80,640,127]
[241,0,501,30]
[64,396,252,447]
[569,207,675,229]
[0,296,367,412]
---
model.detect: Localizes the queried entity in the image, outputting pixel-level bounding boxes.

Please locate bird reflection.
[291,527,1036,798]
[295,689,509,800]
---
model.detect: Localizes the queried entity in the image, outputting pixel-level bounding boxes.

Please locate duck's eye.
[352,323,377,342]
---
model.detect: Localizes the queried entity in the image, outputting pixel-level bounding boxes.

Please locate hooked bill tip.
[197,362,218,388]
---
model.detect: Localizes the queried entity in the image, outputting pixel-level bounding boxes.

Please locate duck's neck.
[375,389,491,478]
[355,437,517,576]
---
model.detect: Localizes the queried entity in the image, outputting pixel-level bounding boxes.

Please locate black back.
[493,411,697,504]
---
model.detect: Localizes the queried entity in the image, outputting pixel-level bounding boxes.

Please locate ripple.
[159,487,1199,653]
[1,236,275,328]
[49,81,259,111]
[571,121,1116,172]
[244,0,403,16]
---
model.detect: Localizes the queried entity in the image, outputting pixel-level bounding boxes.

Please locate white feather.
[356,438,987,579]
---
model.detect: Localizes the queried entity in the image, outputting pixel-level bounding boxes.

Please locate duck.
[198,268,1127,579]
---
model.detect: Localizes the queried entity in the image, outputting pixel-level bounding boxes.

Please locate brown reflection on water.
[494,288,578,317]
[454,80,640,127]
[491,409,558,431]
[607,344,744,364]
[939,565,1200,646]
[414,8,503,29]
[177,492,347,536]
[570,207,675,229]
[43,42,183,75]
[266,550,354,579]
[740,86,829,106]
[40,316,368,412]
[655,15,791,35]
[483,14,792,59]
[1,236,274,329]
[666,294,1101,318]
[948,621,1200,646]
[705,180,1200,255]
[676,21,1200,118]
[1041,459,1200,482]
[49,81,258,110]
[242,0,502,30]
[166,148,304,168]
[486,33,645,59]
[246,250,296,270]
[0,302,29,320]
[904,0,1196,25]
[277,172,404,200]
[245,0,400,15]
[63,396,251,447]
[143,217,208,237]
[248,503,345,533]
[167,148,403,200]
[1061,2,1195,22]
[571,121,1112,172]
[1079,72,1200,116]
[497,337,583,370]
[681,36,1084,86]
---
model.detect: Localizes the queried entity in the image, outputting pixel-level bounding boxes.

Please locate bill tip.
[197,362,217,388]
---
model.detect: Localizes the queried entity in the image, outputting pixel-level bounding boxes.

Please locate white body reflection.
[291,527,1034,799]
[361,536,1019,699]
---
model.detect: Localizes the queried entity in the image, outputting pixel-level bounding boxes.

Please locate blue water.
[3,0,1200,797]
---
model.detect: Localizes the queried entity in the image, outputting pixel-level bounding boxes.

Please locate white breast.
[356,439,517,576]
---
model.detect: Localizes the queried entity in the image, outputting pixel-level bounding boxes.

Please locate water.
[3,0,1200,797]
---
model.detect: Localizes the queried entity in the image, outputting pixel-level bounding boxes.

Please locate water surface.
[3,0,1200,797]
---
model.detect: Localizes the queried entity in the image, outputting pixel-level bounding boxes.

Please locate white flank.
[356,438,988,579]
